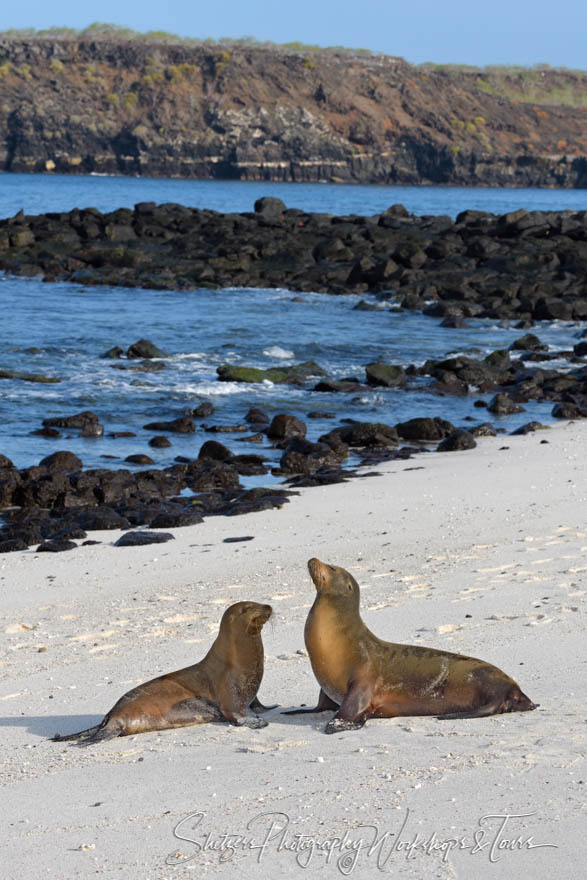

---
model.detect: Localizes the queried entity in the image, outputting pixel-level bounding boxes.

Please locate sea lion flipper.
[249,697,279,713]
[234,715,269,729]
[282,688,339,715]
[169,697,224,724]
[224,709,268,729]
[51,723,102,742]
[324,681,370,734]
[435,689,539,720]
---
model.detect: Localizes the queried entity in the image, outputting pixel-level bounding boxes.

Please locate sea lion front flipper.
[221,704,269,729]
[324,682,370,734]
[249,697,278,713]
[282,688,339,715]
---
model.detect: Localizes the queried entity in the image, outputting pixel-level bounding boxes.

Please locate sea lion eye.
[347,583,353,591]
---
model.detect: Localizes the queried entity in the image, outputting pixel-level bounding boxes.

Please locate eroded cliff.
[0,38,585,186]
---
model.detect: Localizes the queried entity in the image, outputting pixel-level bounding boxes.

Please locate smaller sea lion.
[53,601,274,744]
[285,559,536,733]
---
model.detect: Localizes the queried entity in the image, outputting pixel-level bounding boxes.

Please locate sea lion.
[53,601,274,744]
[285,559,536,734]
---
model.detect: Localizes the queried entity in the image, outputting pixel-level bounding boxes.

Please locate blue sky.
[1,0,585,69]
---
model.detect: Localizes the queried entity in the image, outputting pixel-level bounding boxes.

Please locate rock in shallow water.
[395,417,454,441]
[364,362,407,388]
[437,430,477,452]
[487,393,525,415]
[267,414,307,441]
[126,338,168,359]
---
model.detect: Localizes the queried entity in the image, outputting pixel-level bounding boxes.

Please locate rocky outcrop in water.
[0,38,586,187]
[1,200,587,324]
[1,327,585,556]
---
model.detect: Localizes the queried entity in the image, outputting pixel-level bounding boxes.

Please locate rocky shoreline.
[1,198,587,324]
[1,198,586,554]
[1,338,585,553]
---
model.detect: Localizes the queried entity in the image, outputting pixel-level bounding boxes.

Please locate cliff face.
[0,38,585,187]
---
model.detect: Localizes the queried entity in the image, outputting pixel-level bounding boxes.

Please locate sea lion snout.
[246,602,273,633]
[308,557,326,588]
[307,558,359,599]
[253,603,273,624]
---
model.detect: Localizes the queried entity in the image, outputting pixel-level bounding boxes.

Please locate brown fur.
[285,559,536,733]
[53,601,273,744]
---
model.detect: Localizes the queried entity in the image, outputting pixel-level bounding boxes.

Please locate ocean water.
[0,175,585,475]
[0,277,581,474]
[2,173,587,221]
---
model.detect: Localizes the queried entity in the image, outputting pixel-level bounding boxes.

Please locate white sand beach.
[1,420,585,879]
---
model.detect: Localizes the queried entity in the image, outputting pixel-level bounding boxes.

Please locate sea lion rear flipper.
[436,692,539,720]
[282,688,339,715]
[249,697,279,713]
[52,714,122,745]
[52,723,101,742]
[170,697,224,724]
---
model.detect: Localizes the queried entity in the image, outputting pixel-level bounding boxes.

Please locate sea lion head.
[221,601,273,635]
[307,558,360,606]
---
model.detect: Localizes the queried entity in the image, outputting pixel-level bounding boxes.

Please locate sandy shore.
[1,420,585,879]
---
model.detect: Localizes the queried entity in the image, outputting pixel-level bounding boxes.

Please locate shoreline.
[1,418,585,878]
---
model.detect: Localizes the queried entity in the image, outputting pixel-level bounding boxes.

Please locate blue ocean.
[0,174,585,474]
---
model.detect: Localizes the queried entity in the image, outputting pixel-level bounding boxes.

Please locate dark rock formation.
[115,531,174,547]
[1,198,586,330]
[364,362,407,388]
[510,334,548,352]
[36,539,77,552]
[320,422,398,448]
[217,362,326,384]
[437,430,477,452]
[126,338,168,359]
[149,436,172,448]
[266,414,307,441]
[487,393,525,415]
[39,451,83,471]
[395,417,455,441]
[143,416,195,433]
[280,437,343,474]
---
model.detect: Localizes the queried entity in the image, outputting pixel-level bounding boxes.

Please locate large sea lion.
[285,559,536,733]
[53,601,274,744]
